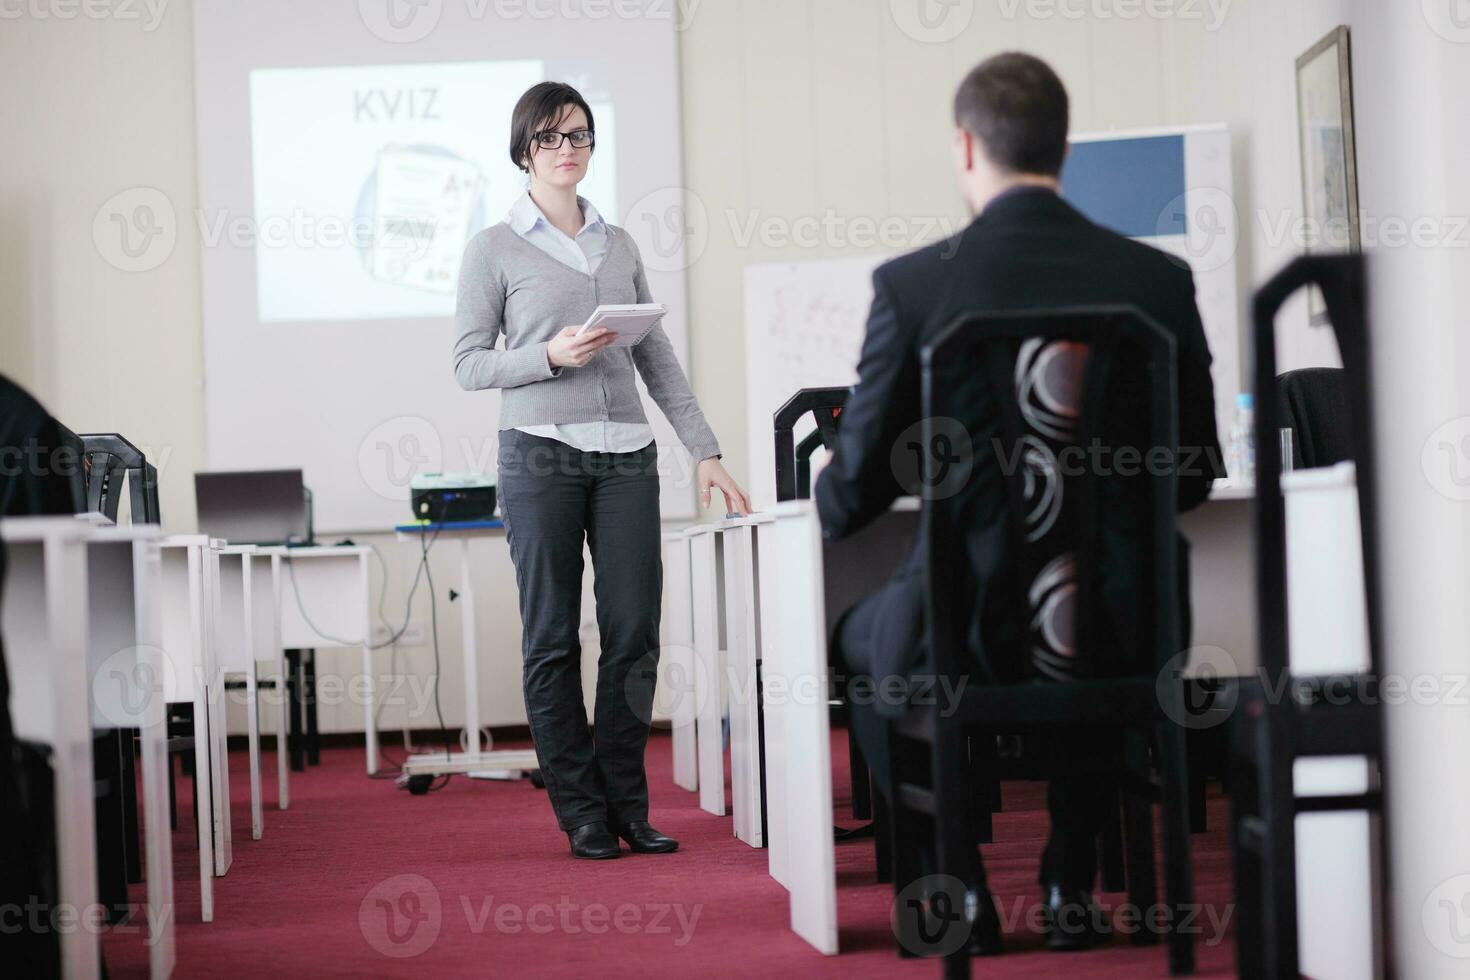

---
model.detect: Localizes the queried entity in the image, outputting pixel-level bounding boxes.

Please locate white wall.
[1346,3,1470,977]
[680,0,1356,492]
[0,4,205,526]
[0,0,1367,734]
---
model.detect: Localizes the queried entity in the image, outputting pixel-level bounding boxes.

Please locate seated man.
[814,53,1221,954]
[0,373,86,977]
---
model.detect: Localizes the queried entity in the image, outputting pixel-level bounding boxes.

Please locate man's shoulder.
[1099,226,1194,278]
[0,374,50,431]
[873,231,966,292]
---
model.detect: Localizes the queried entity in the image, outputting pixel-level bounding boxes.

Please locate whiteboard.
[743,124,1241,510]
[743,256,883,509]
[193,0,697,531]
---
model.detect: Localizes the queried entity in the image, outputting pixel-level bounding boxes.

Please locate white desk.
[158,535,230,919]
[684,522,727,817]
[2,517,100,978]
[215,545,269,839]
[84,523,175,979]
[732,477,1374,960]
[660,530,698,793]
[765,500,839,954]
[1180,482,1258,679]
[1283,462,1378,980]
[390,521,539,779]
[250,548,289,809]
[719,513,776,848]
[273,546,375,773]
[2,517,177,979]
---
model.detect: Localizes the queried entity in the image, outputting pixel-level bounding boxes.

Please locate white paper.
[368,147,486,294]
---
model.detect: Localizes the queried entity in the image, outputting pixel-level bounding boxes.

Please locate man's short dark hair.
[509,81,596,174]
[953,53,1069,177]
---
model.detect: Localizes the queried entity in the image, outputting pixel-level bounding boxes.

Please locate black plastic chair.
[892,306,1195,977]
[78,432,160,525]
[773,388,881,825]
[773,387,849,503]
[776,387,1051,881]
[1276,367,1353,470]
[1230,254,1385,978]
[76,434,182,899]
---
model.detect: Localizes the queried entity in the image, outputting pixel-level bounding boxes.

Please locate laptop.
[195,468,312,546]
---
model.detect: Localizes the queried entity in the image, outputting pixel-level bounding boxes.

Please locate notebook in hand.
[576,303,668,348]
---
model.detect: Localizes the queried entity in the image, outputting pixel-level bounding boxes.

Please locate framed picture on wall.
[1295,25,1360,324]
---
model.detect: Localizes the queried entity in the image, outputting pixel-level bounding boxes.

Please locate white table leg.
[208,678,232,876]
[131,543,176,978]
[690,529,726,816]
[758,523,790,889]
[774,504,838,954]
[139,722,175,976]
[723,525,763,846]
[34,533,102,978]
[360,553,378,775]
[272,556,288,809]
[246,666,262,840]
[664,534,697,792]
[205,551,233,877]
[461,537,482,754]
[191,687,215,921]
[276,650,290,808]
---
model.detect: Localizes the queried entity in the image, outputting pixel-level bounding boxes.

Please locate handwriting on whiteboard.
[744,255,887,506]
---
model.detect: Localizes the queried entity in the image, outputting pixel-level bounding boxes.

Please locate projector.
[409,472,497,523]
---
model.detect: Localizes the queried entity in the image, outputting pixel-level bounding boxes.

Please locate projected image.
[249,60,617,322]
[362,146,485,294]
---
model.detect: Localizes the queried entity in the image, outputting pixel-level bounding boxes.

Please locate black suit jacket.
[1,374,83,977]
[815,187,1222,698]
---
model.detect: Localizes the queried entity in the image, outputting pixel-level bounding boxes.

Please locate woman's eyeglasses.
[533,129,595,150]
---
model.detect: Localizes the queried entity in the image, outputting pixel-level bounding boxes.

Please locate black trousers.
[497,430,663,832]
[837,563,1112,892]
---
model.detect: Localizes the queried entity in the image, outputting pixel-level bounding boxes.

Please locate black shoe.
[966,886,1004,957]
[1041,884,1111,951]
[614,821,678,853]
[567,821,621,860]
[894,883,1002,958]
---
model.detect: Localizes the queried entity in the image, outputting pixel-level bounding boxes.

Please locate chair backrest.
[1252,254,1380,678]
[48,420,88,515]
[920,306,1179,685]
[773,387,850,502]
[78,432,161,525]
[1276,367,1353,469]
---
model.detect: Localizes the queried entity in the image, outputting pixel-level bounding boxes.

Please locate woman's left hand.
[698,457,753,517]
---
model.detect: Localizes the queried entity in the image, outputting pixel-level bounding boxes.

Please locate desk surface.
[394,519,505,535]
[271,544,370,557]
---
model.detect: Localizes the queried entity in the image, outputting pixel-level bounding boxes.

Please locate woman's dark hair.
[509,81,596,174]
[953,52,1069,177]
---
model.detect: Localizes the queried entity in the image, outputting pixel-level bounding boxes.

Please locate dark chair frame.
[1230,253,1387,978]
[773,387,848,503]
[75,433,162,912]
[773,387,877,822]
[78,432,160,525]
[896,306,1195,978]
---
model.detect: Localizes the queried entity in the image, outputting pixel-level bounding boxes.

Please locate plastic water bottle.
[1228,393,1256,486]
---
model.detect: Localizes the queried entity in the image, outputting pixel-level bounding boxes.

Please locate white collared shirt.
[507,191,655,454]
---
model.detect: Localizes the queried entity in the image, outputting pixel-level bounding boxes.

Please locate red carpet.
[103,731,1238,978]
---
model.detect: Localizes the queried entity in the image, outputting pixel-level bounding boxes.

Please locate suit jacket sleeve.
[1175,268,1224,512]
[814,267,918,540]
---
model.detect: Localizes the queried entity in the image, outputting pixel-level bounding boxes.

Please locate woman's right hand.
[547,326,615,369]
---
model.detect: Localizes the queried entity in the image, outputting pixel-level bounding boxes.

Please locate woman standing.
[453,82,751,859]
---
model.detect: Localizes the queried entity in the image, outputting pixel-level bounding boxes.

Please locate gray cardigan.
[452,222,721,462]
